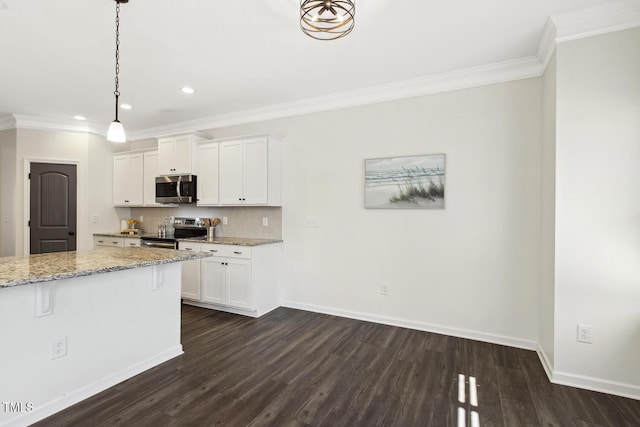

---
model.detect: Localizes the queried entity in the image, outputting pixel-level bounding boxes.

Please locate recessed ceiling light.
[73,115,86,121]
[181,87,195,94]
[120,104,133,110]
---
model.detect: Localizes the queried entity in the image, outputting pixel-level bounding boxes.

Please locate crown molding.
[9,114,107,137]
[131,56,543,140]
[0,114,16,131]
[537,0,640,71]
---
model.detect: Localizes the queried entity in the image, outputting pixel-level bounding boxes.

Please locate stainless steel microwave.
[155,175,197,204]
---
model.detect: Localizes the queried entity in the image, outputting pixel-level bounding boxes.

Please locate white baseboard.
[2,346,184,427]
[281,300,537,350]
[551,370,640,401]
[536,344,554,381]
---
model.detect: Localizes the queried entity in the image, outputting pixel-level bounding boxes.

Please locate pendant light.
[300,0,355,40]
[107,0,128,143]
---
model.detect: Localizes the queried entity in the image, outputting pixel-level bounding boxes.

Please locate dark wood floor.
[34,305,640,427]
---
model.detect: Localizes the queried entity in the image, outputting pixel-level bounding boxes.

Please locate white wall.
[0,129,17,257]
[539,52,557,370]
[203,78,543,345]
[554,27,640,393]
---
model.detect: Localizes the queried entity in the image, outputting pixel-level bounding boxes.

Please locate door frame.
[23,158,81,256]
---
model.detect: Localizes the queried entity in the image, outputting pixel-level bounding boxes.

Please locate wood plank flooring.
[34,305,640,426]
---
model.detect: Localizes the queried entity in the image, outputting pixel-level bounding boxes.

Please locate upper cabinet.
[196,142,220,206]
[218,135,282,206]
[157,134,204,175]
[113,153,143,207]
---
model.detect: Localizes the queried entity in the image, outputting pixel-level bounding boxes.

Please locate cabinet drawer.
[124,238,141,248]
[94,236,124,247]
[200,244,251,259]
[178,242,202,252]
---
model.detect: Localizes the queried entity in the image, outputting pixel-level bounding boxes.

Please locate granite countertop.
[176,236,283,246]
[94,232,145,238]
[0,247,212,288]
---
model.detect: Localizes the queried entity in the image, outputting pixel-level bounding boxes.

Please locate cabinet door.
[226,258,252,310]
[157,139,175,175]
[243,137,268,205]
[128,153,144,206]
[200,257,226,305]
[180,259,201,301]
[196,143,219,206]
[143,151,160,206]
[173,135,193,174]
[113,155,130,206]
[219,141,244,205]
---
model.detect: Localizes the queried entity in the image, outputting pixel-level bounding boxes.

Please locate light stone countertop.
[93,233,282,246]
[0,247,212,288]
[93,232,145,238]
[176,236,283,246]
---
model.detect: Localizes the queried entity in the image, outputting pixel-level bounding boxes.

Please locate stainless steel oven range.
[140,217,207,249]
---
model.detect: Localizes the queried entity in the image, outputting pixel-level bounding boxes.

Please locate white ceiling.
[0,0,630,138]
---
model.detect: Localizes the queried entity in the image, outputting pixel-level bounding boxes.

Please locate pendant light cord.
[114,1,121,121]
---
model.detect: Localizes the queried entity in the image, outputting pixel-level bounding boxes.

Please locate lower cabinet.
[177,241,281,317]
[94,236,140,248]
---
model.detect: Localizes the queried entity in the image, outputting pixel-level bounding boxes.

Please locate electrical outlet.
[139,216,144,223]
[381,282,389,296]
[262,217,269,227]
[223,216,228,225]
[50,336,67,359]
[577,324,593,344]
[91,215,99,223]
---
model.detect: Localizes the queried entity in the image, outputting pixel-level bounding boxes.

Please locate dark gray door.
[29,163,77,254]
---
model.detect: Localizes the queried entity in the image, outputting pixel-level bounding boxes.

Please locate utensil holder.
[207,226,215,241]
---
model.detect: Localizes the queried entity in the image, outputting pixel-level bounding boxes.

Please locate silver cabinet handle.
[233,251,242,254]
[184,247,193,251]
[210,249,218,252]
[112,241,119,244]
[97,240,104,243]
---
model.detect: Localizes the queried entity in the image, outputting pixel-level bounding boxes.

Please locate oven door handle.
[176,175,182,203]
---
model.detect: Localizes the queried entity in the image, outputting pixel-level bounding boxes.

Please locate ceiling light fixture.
[120,103,132,110]
[107,0,128,143]
[73,115,86,121]
[181,87,195,94]
[300,0,355,40]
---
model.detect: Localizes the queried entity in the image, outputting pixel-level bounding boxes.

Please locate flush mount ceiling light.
[181,87,195,94]
[120,103,132,110]
[107,0,128,143]
[300,0,355,40]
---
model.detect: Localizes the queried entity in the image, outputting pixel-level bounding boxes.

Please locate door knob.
[68,231,75,236]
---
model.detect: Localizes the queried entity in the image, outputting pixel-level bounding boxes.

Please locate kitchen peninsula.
[0,247,212,427]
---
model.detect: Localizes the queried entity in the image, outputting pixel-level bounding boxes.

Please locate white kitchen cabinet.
[196,141,219,206]
[178,242,202,301]
[178,241,281,317]
[200,247,252,310]
[218,135,281,206]
[94,236,140,248]
[200,257,226,305]
[157,134,204,175]
[113,153,143,206]
[143,151,161,206]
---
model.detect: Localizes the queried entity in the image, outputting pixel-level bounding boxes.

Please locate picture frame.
[364,154,446,209]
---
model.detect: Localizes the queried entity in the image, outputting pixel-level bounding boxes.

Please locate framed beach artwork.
[364,154,446,209]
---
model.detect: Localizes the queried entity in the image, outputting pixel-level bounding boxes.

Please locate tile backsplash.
[128,206,282,239]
